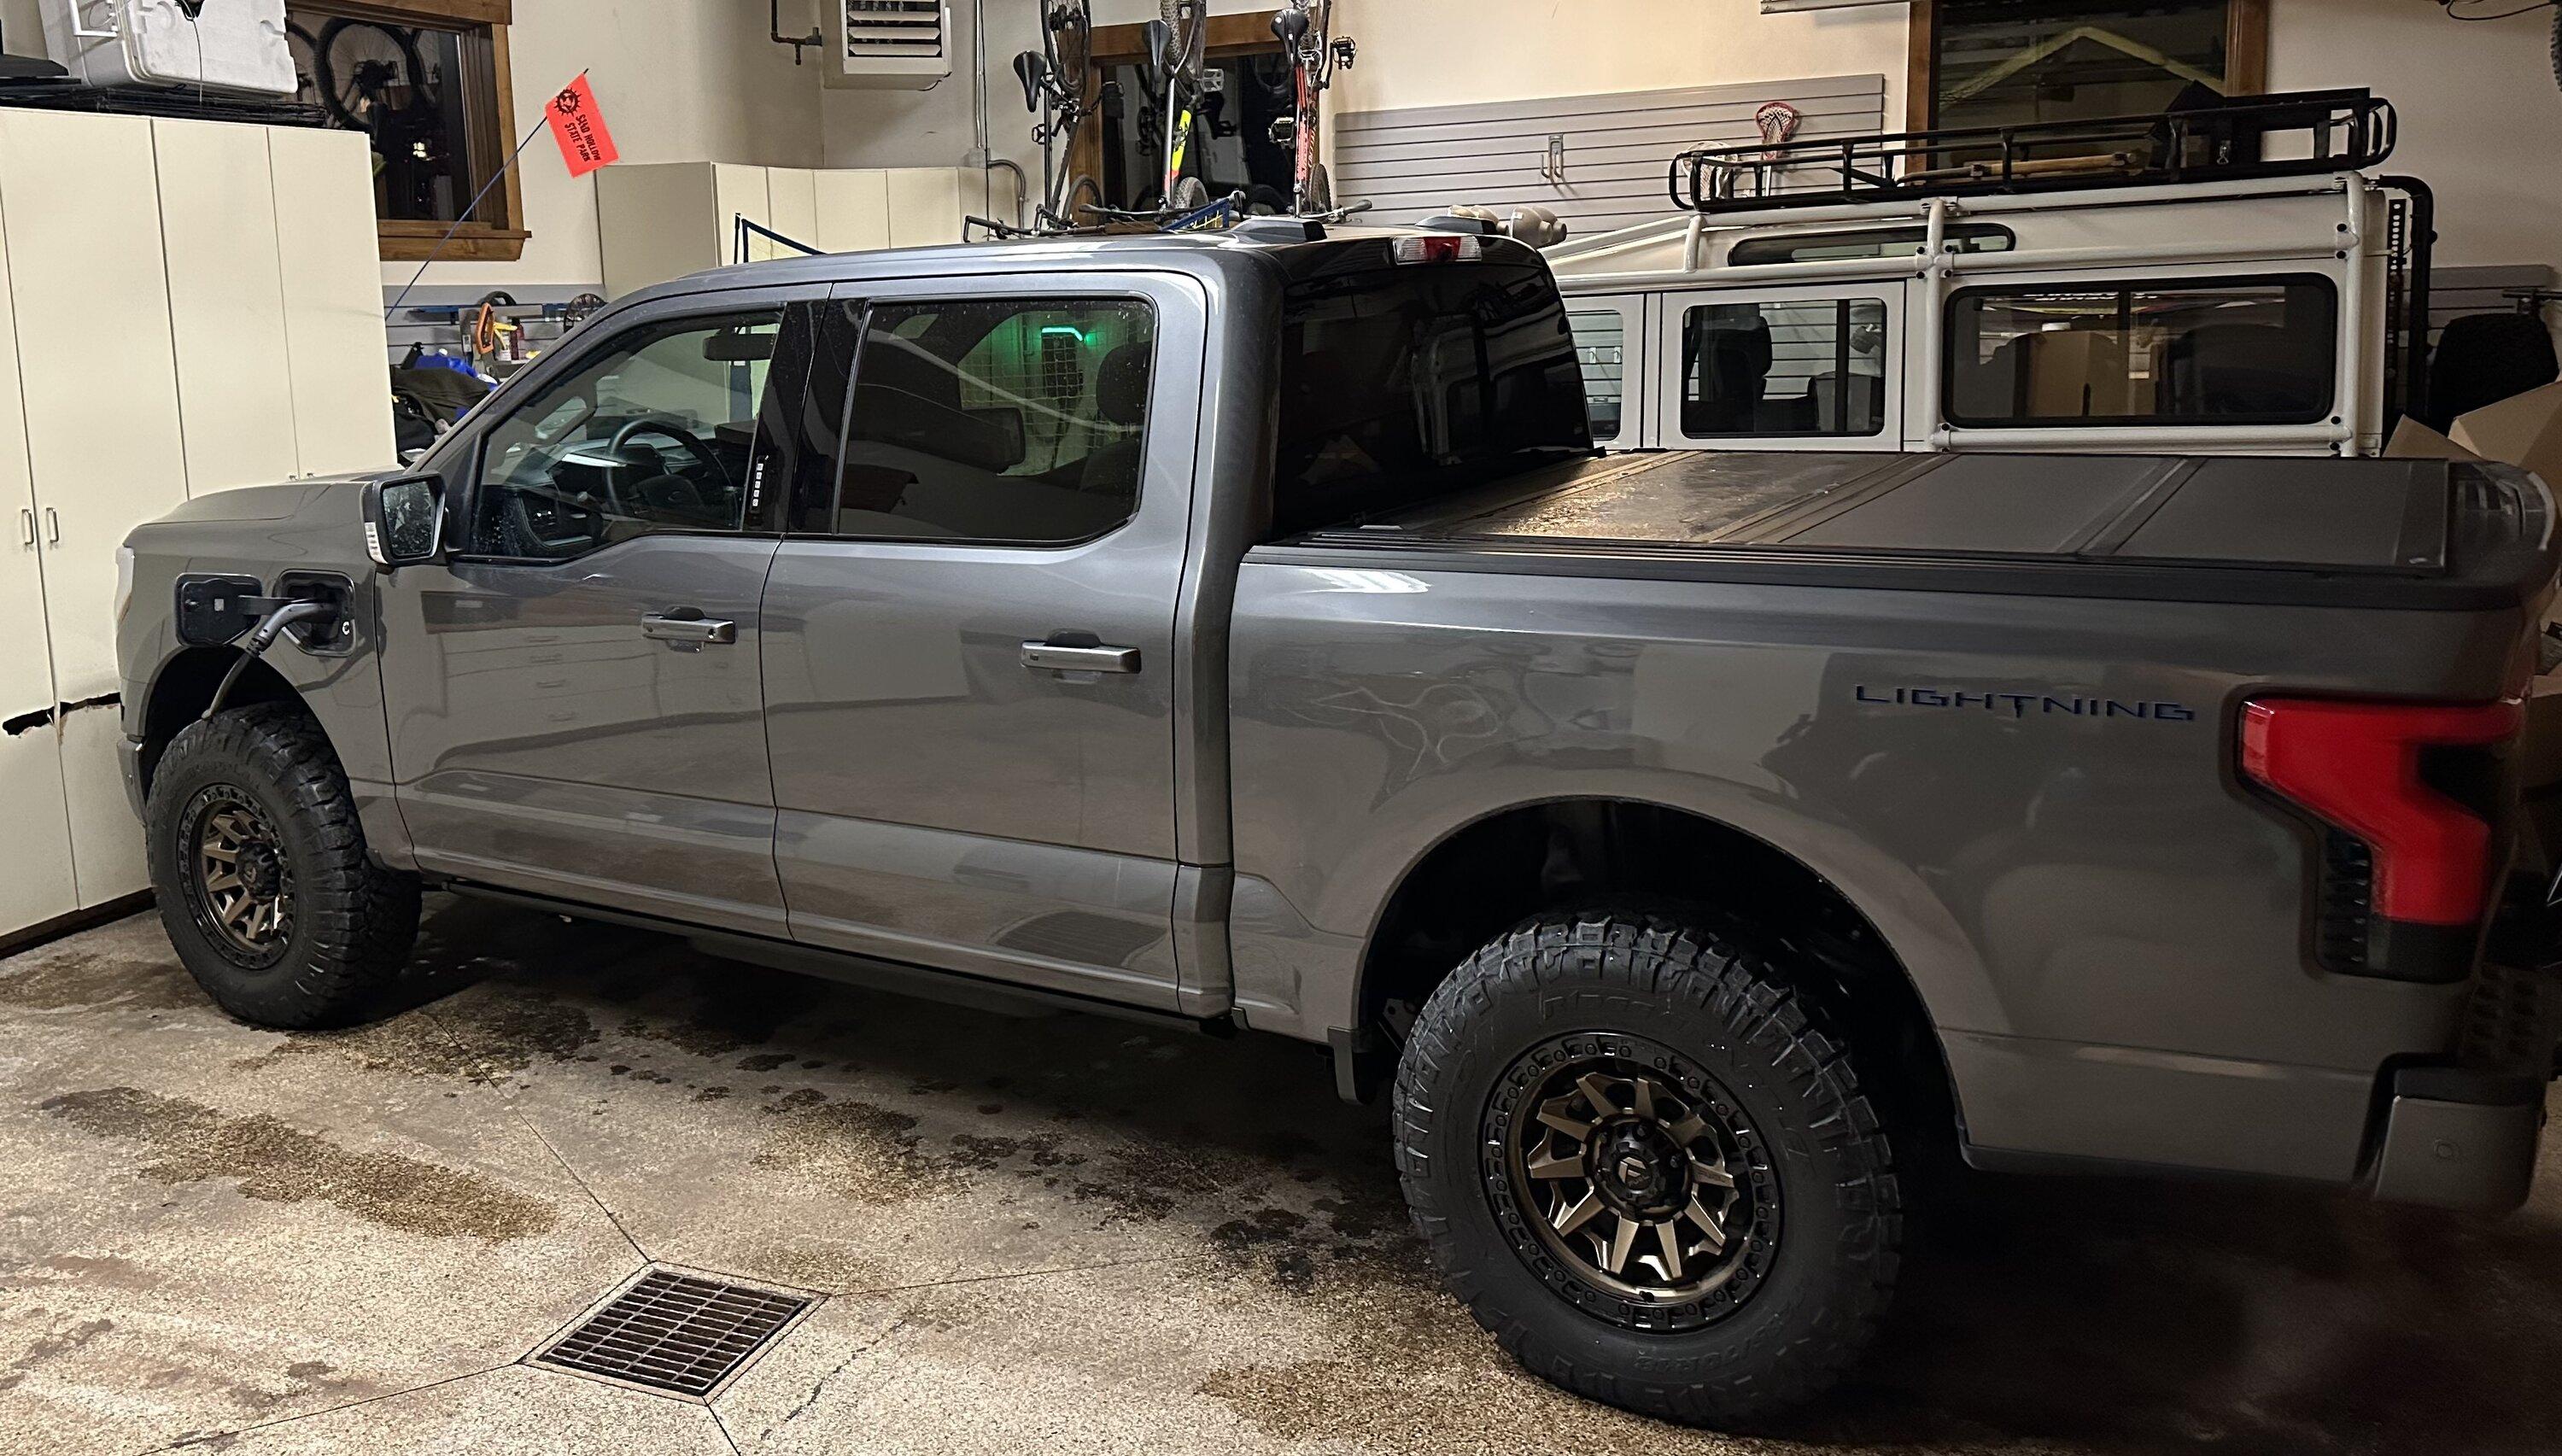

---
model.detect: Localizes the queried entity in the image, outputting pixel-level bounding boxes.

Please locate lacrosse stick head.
[1755,101,1804,160]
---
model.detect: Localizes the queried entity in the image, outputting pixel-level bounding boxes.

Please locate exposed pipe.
[962,0,1023,227]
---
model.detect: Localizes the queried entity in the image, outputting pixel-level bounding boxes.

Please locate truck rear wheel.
[1392,910,1902,1428]
[146,703,419,1029]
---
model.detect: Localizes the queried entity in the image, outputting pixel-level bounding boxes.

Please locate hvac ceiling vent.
[825,0,952,91]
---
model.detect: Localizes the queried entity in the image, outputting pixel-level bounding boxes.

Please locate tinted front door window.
[470,311,783,559]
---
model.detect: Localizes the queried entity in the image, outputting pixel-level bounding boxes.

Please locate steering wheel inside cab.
[556,416,738,528]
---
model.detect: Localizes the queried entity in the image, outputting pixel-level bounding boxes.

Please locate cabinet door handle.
[43,507,58,545]
[16,508,29,547]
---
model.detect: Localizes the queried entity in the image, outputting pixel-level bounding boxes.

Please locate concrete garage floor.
[3,899,2558,1456]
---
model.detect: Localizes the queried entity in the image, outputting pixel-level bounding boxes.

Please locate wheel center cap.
[238,845,281,898]
[1614,1154,1652,1189]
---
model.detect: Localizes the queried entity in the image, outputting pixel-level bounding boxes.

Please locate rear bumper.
[1951,959,2557,1208]
[2367,1067,2545,1213]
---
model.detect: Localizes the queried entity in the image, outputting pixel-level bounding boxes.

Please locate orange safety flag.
[546,73,619,177]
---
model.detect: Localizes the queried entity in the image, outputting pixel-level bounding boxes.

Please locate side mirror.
[363,472,447,568]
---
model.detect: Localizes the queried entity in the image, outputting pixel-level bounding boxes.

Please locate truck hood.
[137,471,394,530]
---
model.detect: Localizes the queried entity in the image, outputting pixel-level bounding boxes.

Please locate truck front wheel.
[146,703,419,1029]
[1392,910,1902,1428]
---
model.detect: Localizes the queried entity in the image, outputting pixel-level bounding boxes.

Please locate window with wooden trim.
[1910,0,2268,132]
[284,0,525,261]
[1079,12,1291,213]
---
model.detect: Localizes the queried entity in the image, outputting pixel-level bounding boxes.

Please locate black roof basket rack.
[1670,89,2395,214]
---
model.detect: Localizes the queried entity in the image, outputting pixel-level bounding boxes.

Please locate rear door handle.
[1021,640,1140,674]
[642,611,736,649]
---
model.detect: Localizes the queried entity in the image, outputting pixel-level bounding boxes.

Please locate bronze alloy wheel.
[181,785,295,968]
[1482,1032,1776,1332]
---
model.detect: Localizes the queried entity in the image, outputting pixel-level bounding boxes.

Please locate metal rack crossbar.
[1670,90,2396,215]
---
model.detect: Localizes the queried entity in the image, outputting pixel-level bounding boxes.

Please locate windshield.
[1268,248,1594,539]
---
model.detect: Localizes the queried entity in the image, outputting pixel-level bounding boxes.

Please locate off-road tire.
[1392,910,1902,1429]
[147,703,419,1029]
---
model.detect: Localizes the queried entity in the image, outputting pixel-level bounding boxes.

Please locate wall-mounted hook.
[1538,133,1567,184]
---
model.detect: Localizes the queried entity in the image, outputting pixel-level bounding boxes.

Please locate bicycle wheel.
[313,18,433,130]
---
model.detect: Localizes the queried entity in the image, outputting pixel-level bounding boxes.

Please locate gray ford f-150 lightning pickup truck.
[114,222,2562,1427]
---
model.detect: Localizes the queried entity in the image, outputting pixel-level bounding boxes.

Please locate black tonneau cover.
[1273,452,2559,611]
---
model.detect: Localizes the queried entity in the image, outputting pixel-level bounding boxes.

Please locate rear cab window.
[1267,242,1594,540]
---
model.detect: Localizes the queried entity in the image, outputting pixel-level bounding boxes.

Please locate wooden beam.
[299,0,510,25]
[2227,0,2269,96]
[1090,11,1282,64]
[377,220,529,262]
[1907,1,1939,132]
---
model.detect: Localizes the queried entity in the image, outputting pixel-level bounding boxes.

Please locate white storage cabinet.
[0,113,392,942]
[597,162,1017,298]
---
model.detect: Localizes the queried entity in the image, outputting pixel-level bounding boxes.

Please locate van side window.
[1945,278,2338,427]
[1680,299,1889,438]
[830,298,1155,545]
[469,310,786,560]
[1567,310,1627,437]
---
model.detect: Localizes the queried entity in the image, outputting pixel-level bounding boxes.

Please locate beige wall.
[0,0,36,55]
[1329,0,1908,122]
[2268,0,2560,276]
[388,0,825,289]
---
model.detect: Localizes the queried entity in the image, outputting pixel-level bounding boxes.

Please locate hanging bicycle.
[1270,0,1354,215]
[1145,0,1213,213]
[1011,0,1107,231]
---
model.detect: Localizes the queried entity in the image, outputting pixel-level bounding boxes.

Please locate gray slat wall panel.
[1334,74,1886,237]
[2429,264,2555,340]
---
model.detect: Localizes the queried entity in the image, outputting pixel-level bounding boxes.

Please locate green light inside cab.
[1038,325,1089,348]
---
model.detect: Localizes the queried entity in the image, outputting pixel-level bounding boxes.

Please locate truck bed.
[1278,452,2557,611]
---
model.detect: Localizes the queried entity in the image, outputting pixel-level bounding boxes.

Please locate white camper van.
[1546,91,2437,458]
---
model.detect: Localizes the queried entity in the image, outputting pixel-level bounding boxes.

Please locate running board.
[442,881,1232,1038]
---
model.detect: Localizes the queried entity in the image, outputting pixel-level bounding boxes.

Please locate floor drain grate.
[533,1267,813,1400]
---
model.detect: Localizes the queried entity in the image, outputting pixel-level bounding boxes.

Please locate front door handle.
[1021,640,1140,674]
[641,611,736,650]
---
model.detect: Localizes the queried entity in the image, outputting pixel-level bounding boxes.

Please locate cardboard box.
[2449,381,2562,493]
[2384,417,2484,462]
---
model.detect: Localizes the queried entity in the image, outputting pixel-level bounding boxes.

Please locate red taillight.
[2240,697,2521,926]
[1392,233,1482,265]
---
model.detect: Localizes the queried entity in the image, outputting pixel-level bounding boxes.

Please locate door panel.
[767,168,820,254]
[0,110,188,701]
[269,126,395,477]
[815,170,891,253]
[383,298,809,933]
[385,536,783,931]
[717,164,776,262]
[61,699,146,907]
[155,119,301,494]
[0,213,74,935]
[764,276,1208,1006]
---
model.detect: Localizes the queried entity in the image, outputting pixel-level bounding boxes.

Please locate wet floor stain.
[226,994,601,1085]
[0,948,204,1015]
[38,1087,559,1243]
[748,1089,969,1203]
[0,1315,115,1395]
